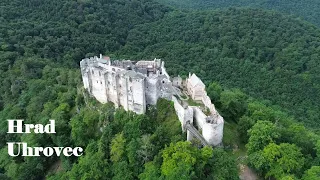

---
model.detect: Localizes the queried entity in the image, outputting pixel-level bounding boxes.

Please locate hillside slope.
[0,0,172,179]
[0,0,170,66]
[120,9,320,130]
[0,0,319,179]
[156,0,320,27]
[0,0,170,104]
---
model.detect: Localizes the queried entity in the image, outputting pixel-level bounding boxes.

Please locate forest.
[0,0,319,179]
[156,0,320,27]
[121,9,320,131]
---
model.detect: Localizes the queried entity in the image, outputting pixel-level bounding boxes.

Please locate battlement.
[80,55,172,114]
[81,54,165,78]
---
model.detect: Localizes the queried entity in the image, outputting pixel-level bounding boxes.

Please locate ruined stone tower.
[80,55,224,146]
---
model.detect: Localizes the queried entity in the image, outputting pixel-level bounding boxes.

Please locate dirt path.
[239,164,259,180]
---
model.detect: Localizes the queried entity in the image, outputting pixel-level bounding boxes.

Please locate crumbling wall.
[145,78,159,105]
[90,68,108,103]
[118,76,128,110]
[172,96,193,131]
[131,78,146,114]
[81,72,90,90]
[203,120,224,146]
[191,106,224,146]
[105,71,118,104]
[201,91,218,115]
[192,107,206,129]
[160,61,170,79]
[172,75,182,87]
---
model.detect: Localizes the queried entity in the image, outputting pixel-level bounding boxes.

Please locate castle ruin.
[80,55,224,146]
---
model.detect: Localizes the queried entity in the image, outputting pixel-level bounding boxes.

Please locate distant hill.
[156,0,320,26]
[0,0,170,66]
[120,8,320,130]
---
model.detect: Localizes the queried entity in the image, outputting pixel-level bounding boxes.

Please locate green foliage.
[246,121,279,154]
[139,161,162,180]
[112,161,134,180]
[70,109,101,146]
[161,141,210,178]
[242,97,320,179]
[281,175,298,180]
[122,8,320,130]
[237,116,256,143]
[67,142,110,180]
[249,143,305,179]
[316,140,320,157]
[207,82,223,108]
[110,132,126,163]
[302,166,320,180]
[140,141,239,179]
[262,143,304,179]
[205,148,239,180]
[220,89,248,122]
[280,124,319,156]
[156,0,320,26]
[237,101,288,143]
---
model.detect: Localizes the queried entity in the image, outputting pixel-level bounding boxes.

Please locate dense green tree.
[123,116,143,140]
[316,140,320,157]
[70,109,101,147]
[203,148,239,180]
[262,143,305,179]
[280,124,318,156]
[206,82,223,108]
[302,166,320,180]
[156,0,320,27]
[137,134,155,164]
[281,175,298,180]
[139,161,162,180]
[110,132,126,163]
[112,161,134,180]
[237,115,256,143]
[249,143,305,179]
[161,141,214,179]
[220,89,248,122]
[126,138,141,174]
[67,142,110,180]
[246,121,279,154]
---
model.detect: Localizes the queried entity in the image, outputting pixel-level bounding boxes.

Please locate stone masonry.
[80,55,224,146]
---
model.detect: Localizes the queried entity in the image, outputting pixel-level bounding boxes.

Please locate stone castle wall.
[172,96,193,131]
[81,55,224,146]
[201,91,219,116]
[80,55,172,114]
[192,107,224,146]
